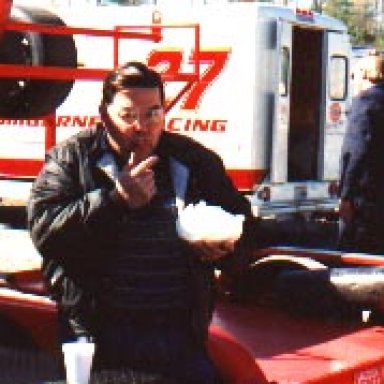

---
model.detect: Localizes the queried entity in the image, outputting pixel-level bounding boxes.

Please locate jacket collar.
[89,124,120,181]
[88,123,109,160]
[96,151,119,181]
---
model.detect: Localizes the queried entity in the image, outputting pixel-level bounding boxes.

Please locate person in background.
[27,61,265,383]
[338,50,384,254]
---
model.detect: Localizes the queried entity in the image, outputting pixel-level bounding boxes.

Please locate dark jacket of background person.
[338,81,384,253]
[27,124,262,345]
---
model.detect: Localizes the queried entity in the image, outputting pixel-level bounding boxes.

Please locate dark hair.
[100,61,165,108]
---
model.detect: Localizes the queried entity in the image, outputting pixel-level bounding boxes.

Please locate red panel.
[207,326,269,384]
[1,274,384,381]
[0,159,43,178]
[0,0,11,36]
[227,169,265,191]
[213,301,384,384]
[0,292,58,352]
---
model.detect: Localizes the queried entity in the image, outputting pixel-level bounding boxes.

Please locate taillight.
[257,186,271,202]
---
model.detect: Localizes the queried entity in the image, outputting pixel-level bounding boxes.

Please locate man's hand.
[189,239,236,262]
[114,155,159,209]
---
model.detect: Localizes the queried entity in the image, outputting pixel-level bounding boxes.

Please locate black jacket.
[339,83,384,252]
[27,125,258,340]
[340,83,384,206]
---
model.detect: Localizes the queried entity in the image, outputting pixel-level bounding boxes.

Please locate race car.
[1,244,384,384]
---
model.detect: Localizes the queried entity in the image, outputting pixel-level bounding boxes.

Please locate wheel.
[232,255,326,305]
[0,6,77,117]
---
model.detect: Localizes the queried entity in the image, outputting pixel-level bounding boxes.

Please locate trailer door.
[270,21,292,183]
[320,31,350,180]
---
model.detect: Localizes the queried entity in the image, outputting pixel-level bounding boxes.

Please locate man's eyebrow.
[122,105,161,111]
[149,104,162,110]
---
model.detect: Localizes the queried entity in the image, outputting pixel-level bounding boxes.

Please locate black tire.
[0,6,77,118]
[232,255,326,305]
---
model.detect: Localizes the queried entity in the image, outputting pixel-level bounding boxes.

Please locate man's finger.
[127,149,141,169]
[129,155,159,176]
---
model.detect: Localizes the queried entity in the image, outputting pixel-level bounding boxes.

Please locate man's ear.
[100,104,114,126]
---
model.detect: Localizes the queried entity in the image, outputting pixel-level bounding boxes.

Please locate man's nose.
[132,117,148,131]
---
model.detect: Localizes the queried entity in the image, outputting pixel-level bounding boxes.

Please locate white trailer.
[0,1,351,220]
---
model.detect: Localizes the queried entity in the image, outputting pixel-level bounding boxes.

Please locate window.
[329,55,347,100]
[279,47,290,96]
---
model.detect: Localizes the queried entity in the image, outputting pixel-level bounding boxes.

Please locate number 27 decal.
[147,48,231,110]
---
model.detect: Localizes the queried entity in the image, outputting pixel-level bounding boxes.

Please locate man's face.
[103,87,164,163]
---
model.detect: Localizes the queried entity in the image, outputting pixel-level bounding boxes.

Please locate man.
[27,61,262,383]
[338,51,384,254]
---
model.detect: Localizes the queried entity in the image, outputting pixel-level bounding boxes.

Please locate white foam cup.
[62,341,95,384]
